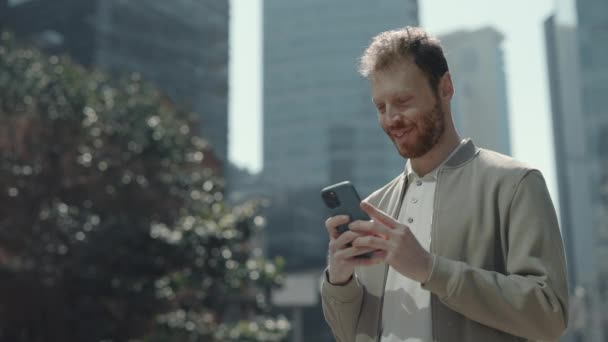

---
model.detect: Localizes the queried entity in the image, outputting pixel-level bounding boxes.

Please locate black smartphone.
[321,181,373,258]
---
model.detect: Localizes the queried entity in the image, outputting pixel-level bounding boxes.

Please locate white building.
[439,27,512,156]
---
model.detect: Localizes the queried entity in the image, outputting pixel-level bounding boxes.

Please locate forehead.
[370,61,429,101]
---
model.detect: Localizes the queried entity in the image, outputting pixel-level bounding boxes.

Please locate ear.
[439,72,454,101]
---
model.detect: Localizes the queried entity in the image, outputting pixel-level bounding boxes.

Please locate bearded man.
[321,26,569,342]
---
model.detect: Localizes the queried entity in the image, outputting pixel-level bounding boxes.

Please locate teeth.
[393,130,405,138]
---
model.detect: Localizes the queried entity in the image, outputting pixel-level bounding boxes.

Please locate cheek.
[405,108,424,119]
[376,105,428,127]
[377,113,389,128]
[412,104,437,121]
[396,108,425,125]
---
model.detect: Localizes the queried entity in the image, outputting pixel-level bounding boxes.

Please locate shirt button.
[416,180,422,186]
[407,217,414,224]
[411,198,418,203]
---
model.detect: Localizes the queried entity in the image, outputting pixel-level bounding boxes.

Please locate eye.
[376,104,386,113]
[396,97,412,106]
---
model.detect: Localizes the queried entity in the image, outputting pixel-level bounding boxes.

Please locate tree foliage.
[0,31,289,342]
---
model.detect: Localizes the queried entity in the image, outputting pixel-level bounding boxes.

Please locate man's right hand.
[325,215,376,285]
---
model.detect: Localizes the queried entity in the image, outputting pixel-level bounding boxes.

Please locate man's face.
[370,59,446,159]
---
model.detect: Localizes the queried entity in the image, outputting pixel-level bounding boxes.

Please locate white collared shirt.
[380,141,465,342]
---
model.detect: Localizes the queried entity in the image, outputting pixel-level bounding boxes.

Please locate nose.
[385,105,400,122]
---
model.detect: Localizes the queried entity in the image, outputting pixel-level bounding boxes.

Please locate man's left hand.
[348,202,433,284]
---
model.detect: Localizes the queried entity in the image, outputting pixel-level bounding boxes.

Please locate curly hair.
[358,26,449,92]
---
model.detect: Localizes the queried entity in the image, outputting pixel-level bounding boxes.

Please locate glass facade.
[263,0,419,198]
[546,0,608,340]
[261,3,418,340]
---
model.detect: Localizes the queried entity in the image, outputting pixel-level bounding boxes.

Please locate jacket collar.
[444,138,479,168]
[402,138,477,179]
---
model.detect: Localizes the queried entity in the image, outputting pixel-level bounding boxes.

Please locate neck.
[410,125,461,177]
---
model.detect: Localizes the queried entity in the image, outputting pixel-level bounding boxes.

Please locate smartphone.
[321,181,373,258]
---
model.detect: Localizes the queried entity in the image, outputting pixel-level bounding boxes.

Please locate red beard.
[386,103,445,159]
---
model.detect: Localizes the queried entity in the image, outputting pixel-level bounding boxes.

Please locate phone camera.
[322,191,341,209]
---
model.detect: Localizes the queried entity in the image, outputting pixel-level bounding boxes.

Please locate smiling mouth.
[390,127,414,139]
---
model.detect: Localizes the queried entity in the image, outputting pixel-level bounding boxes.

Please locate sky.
[228,0,559,203]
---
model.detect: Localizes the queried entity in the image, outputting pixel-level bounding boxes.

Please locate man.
[321,27,569,342]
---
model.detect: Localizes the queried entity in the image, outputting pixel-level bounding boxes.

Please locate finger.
[335,230,360,247]
[370,250,388,259]
[325,215,350,238]
[334,245,377,260]
[329,230,360,253]
[352,235,391,251]
[349,220,394,239]
[349,252,387,266]
[360,202,398,229]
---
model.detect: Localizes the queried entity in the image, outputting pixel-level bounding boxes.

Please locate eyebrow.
[372,93,415,105]
[395,94,415,102]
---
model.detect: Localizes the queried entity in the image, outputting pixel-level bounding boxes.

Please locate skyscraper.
[439,27,511,155]
[261,3,419,341]
[263,0,419,198]
[0,0,229,164]
[545,0,608,340]
[261,0,420,284]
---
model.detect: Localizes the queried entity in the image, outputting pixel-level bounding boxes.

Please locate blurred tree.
[0,31,289,342]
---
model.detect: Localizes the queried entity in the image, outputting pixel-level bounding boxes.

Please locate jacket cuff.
[321,269,362,303]
[421,255,463,300]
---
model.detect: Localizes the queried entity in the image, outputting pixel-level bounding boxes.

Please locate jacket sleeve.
[321,269,364,342]
[422,170,569,341]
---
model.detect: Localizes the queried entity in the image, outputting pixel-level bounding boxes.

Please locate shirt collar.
[404,139,467,183]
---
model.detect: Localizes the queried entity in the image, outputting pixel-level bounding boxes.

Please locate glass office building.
[545,0,608,339]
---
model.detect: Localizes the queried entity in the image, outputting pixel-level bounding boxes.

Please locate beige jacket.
[321,140,569,342]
